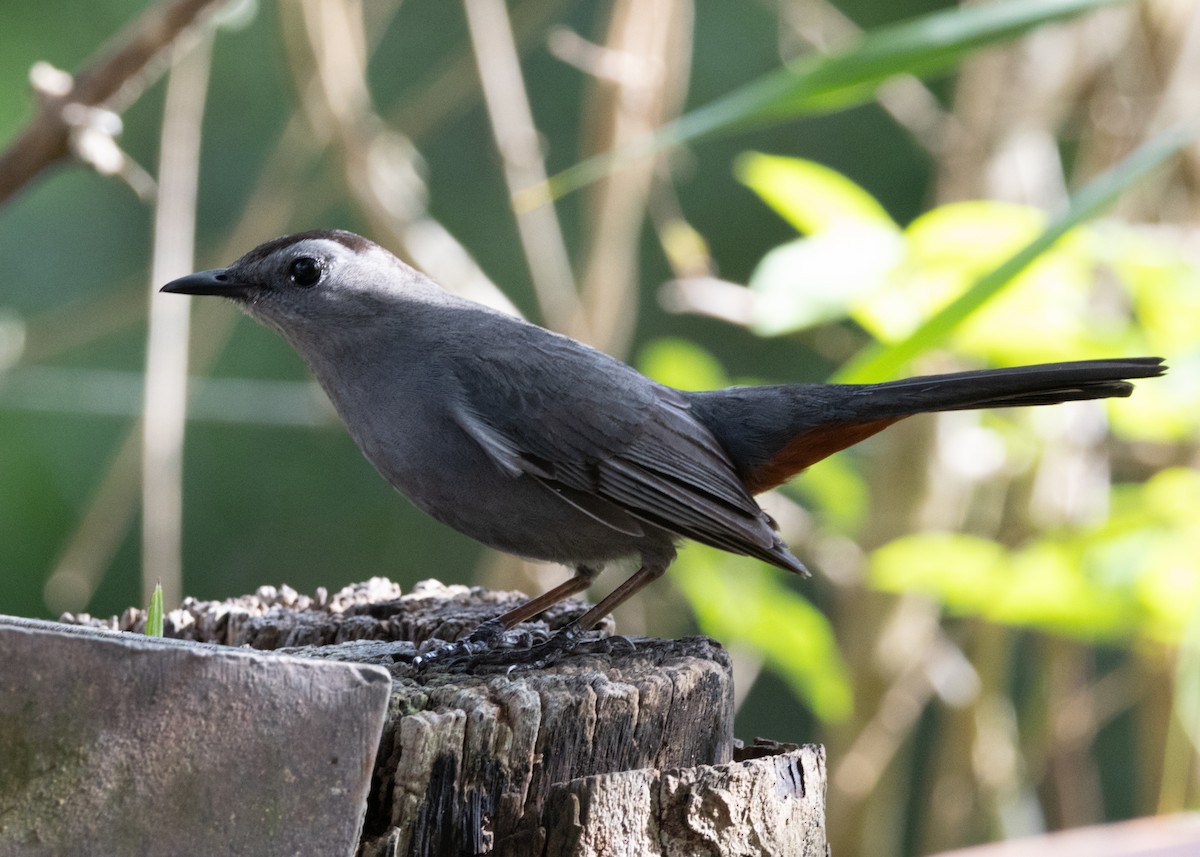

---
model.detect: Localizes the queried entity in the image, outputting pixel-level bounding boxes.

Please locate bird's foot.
[413,623,638,673]
[411,617,513,670]
[500,624,585,672]
[494,628,641,672]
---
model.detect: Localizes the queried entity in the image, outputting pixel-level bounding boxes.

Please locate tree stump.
[67,578,827,856]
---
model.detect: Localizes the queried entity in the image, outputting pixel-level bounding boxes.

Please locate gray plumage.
[161,229,1165,660]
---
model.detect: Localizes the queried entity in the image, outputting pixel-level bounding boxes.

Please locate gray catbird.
[162,229,1165,665]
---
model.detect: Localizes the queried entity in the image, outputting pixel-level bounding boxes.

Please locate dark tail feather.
[865,357,1166,411]
[688,358,1166,495]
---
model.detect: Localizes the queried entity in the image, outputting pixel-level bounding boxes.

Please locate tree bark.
[67,578,827,856]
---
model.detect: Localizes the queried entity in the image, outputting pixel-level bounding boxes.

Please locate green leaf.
[672,545,853,722]
[870,532,1131,641]
[836,123,1200,382]
[637,337,730,391]
[735,152,897,235]
[869,468,1200,644]
[145,582,164,638]
[535,0,1132,204]
[998,542,1128,638]
[870,532,1008,612]
[789,455,870,536]
[1128,468,1200,639]
[852,200,1105,363]
[747,228,905,335]
[734,152,904,334]
[850,201,1047,344]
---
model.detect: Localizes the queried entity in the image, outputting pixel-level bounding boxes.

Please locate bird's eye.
[288,256,323,287]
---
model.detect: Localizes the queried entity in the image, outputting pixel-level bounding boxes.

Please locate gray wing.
[447,319,801,570]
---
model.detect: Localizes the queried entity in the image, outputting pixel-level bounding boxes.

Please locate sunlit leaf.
[870,532,1008,611]
[734,154,902,338]
[1142,466,1200,521]
[1125,469,1200,642]
[1108,227,1200,356]
[735,152,897,235]
[852,201,1051,344]
[1108,354,1200,443]
[871,532,1132,641]
[870,468,1200,645]
[854,201,1113,364]
[836,123,1199,382]
[748,227,905,335]
[1092,226,1200,441]
[997,542,1128,638]
[1137,541,1200,640]
[673,545,853,722]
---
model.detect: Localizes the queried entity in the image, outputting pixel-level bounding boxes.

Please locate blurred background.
[1,0,1198,854]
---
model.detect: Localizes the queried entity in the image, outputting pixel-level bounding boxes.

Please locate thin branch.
[0,0,227,205]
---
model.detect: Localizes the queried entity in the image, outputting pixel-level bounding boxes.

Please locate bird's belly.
[422,474,655,563]
[355,421,662,565]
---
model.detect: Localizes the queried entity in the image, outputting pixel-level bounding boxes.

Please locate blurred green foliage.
[738,139,1200,397]
[644,144,1199,721]
[674,545,854,723]
[546,0,1132,200]
[1,0,1196,852]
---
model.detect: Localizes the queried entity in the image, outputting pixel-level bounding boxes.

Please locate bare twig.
[287,0,518,315]
[832,598,979,800]
[575,0,693,356]
[464,0,582,333]
[392,0,564,143]
[472,0,695,607]
[142,33,214,610]
[40,1,428,616]
[0,0,228,205]
[40,115,326,616]
[40,0,505,614]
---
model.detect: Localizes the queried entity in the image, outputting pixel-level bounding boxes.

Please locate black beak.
[160,268,252,298]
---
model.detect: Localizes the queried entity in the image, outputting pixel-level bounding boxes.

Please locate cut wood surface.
[65,578,827,856]
[0,615,391,857]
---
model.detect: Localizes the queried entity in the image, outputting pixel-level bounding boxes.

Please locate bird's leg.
[499,558,670,670]
[412,564,601,668]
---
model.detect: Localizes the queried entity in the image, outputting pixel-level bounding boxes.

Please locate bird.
[161,229,1166,666]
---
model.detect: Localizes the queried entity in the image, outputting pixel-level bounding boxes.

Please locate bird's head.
[160,230,440,335]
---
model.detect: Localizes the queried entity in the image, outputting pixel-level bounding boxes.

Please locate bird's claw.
[501,625,582,672]
[414,625,642,674]
[411,617,512,670]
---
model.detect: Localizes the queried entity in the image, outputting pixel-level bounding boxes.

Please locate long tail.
[687,357,1166,495]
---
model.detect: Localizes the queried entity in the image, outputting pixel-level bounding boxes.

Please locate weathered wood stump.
[68,579,826,856]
